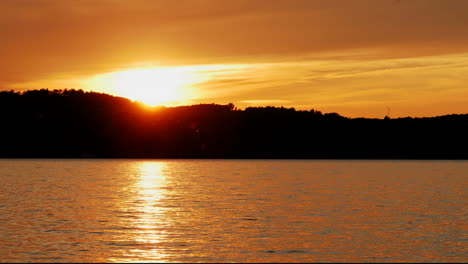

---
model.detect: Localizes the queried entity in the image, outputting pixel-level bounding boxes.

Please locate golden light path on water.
[110,162,170,263]
[134,162,168,261]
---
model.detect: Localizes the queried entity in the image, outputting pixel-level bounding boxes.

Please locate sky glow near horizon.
[1,0,468,117]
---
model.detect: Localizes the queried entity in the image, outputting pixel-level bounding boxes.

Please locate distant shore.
[1,89,467,159]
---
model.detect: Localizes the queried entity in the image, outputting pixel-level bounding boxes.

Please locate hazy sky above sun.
[1,0,468,117]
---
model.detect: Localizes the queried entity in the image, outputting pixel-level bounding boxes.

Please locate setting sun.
[94,68,198,106]
[81,64,250,108]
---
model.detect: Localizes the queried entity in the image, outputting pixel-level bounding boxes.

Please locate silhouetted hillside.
[1,89,467,159]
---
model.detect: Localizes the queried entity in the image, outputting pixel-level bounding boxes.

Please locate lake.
[0,159,466,262]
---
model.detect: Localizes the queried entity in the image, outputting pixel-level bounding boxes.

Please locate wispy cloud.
[240,99,292,105]
[2,0,468,86]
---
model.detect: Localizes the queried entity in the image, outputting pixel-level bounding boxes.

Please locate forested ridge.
[1,89,467,159]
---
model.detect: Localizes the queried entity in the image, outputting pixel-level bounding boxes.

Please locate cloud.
[6,50,468,117]
[185,52,468,117]
[240,99,292,105]
[1,0,468,86]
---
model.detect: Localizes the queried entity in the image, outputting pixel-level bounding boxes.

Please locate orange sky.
[1,0,468,117]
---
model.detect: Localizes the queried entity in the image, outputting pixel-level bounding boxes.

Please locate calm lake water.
[0,159,466,262]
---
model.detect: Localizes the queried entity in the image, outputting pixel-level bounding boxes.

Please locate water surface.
[0,159,466,262]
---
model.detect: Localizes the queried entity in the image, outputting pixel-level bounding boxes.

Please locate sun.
[101,67,196,106]
[82,64,249,107]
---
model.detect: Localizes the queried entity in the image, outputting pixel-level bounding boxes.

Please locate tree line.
[1,89,467,159]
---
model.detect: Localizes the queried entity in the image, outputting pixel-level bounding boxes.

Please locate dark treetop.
[1,89,467,159]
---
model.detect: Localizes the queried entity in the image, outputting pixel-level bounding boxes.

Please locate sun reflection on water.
[137,162,166,203]
[126,162,171,262]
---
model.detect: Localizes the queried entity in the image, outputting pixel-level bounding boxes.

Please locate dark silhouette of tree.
[0,89,467,159]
